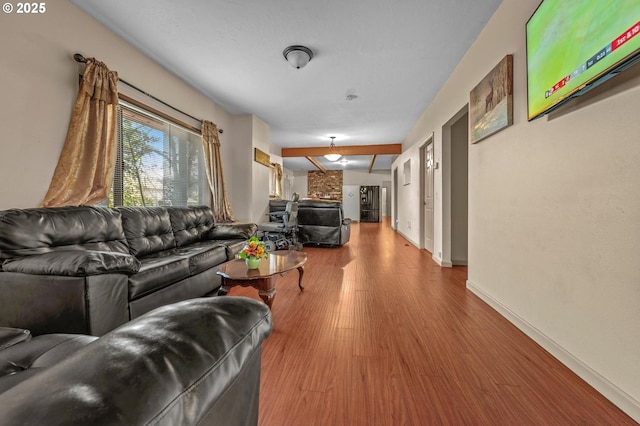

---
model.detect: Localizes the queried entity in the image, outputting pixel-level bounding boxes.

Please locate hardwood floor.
[229,219,636,425]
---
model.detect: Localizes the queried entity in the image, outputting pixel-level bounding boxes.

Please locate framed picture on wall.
[254,148,271,167]
[470,54,513,143]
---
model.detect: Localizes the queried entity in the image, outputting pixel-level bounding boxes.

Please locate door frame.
[419,133,435,252]
[440,105,469,267]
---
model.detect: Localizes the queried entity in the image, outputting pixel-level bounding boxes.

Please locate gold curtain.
[202,120,236,222]
[272,162,283,199]
[41,59,119,207]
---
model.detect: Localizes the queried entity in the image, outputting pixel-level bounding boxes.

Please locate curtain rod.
[73,53,223,134]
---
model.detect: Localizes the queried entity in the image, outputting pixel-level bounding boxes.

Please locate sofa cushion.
[0,334,97,394]
[128,254,191,300]
[0,206,129,260]
[181,240,236,268]
[212,239,246,260]
[117,207,176,257]
[207,222,257,240]
[2,250,141,276]
[172,243,229,275]
[167,206,215,247]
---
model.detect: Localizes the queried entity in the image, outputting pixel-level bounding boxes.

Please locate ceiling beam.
[368,155,377,173]
[282,143,402,158]
[305,156,326,173]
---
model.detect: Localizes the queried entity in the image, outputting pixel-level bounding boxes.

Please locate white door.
[342,185,360,221]
[424,142,434,253]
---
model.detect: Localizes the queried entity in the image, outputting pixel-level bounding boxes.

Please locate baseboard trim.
[466,280,640,423]
[433,255,452,267]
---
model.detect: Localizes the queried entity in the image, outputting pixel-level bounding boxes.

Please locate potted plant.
[236,236,268,269]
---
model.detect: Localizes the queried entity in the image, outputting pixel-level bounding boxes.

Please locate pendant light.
[324,137,342,162]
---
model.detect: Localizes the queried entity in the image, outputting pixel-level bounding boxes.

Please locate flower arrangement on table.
[236,236,268,269]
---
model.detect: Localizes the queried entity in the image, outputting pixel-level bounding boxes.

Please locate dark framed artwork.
[470,54,513,143]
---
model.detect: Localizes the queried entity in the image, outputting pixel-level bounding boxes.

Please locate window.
[110,102,207,207]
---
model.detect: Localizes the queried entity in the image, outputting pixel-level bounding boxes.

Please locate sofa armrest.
[207,222,257,240]
[0,327,31,350]
[1,250,140,277]
[343,218,352,226]
[0,272,130,336]
[0,297,273,426]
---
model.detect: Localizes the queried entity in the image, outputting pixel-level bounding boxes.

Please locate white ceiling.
[71,0,502,171]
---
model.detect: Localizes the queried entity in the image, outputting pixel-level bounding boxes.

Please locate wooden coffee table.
[216,250,307,309]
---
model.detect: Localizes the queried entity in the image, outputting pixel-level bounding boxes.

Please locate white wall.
[392,146,424,247]
[343,170,391,187]
[282,167,294,200]
[291,171,307,198]
[226,114,281,223]
[290,171,308,199]
[250,116,273,223]
[227,115,253,221]
[394,0,640,419]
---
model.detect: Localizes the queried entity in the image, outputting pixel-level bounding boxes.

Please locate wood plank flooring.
[229,219,636,425]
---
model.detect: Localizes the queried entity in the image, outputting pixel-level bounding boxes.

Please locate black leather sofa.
[268,199,351,247]
[0,297,272,426]
[0,205,256,336]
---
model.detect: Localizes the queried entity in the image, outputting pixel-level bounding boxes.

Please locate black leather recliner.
[269,199,351,247]
[0,297,272,426]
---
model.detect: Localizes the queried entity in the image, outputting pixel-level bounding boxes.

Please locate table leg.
[297,265,305,292]
[218,280,231,296]
[258,288,275,309]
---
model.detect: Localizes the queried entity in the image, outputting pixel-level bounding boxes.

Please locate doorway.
[420,135,435,253]
[442,106,469,266]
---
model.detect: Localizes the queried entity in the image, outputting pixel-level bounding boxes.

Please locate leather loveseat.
[268,199,351,247]
[0,297,272,426]
[0,205,256,336]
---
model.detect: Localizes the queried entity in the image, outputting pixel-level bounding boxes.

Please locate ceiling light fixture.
[283,45,313,69]
[324,137,342,162]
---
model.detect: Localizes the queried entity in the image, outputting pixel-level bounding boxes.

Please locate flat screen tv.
[526,0,640,121]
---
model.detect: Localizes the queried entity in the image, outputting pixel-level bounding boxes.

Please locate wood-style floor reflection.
[228,218,635,425]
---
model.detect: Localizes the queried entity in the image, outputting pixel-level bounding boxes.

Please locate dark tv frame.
[526,1,640,121]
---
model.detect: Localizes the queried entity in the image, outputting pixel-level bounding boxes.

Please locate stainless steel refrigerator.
[359,186,380,222]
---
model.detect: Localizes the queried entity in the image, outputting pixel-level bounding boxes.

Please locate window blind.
[110,102,207,207]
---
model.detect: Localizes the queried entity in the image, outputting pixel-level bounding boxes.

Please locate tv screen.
[526,0,640,121]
